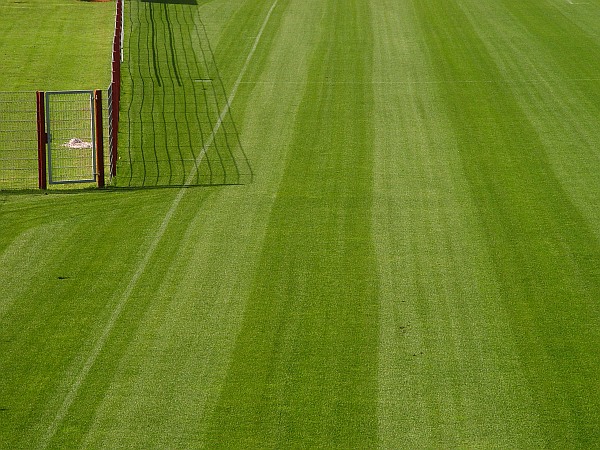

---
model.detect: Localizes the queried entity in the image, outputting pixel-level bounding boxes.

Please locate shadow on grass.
[142,0,198,4]
[119,0,252,188]
[0,182,243,197]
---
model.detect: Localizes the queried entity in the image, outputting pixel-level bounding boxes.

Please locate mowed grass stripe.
[56,1,329,446]
[0,190,182,448]
[372,0,549,446]
[459,0,600,241]
[205,0,378,446]
[413,0,600,446]
[2,0,600,447]
[33,1,281,446]
[373,0,600,446]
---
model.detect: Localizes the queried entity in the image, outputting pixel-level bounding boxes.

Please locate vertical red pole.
[115,0,121,157]
[110,69,118,178]
[109,0,122,179]
[36,91,47,190]
[113,49,120,175]
[94,90,105,188]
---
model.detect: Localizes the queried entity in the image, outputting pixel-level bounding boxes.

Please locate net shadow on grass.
[142,0,198,5]
[119,0,252,187]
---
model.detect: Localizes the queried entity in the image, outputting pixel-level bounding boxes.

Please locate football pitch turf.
[1,0,600,447]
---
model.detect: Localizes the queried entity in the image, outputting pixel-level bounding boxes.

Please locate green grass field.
[1,0,600,447]
[0,0,114,91]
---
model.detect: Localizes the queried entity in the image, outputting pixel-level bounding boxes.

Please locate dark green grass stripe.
[413,0,600,445]
[147,2,163,86]
[162,4,182,86]
[205,0,378,447]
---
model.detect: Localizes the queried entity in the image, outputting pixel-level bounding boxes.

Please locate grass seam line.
[37,0,279,447]
[239,78,600,85]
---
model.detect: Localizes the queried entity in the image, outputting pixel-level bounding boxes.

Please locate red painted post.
[94,90,105,188]
[36,91,47,190]
[108,0,123,179]
[114,37,120,143]
[110,79,118,178]
[110,70,119,178]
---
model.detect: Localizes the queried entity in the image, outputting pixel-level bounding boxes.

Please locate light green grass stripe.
[412,0,600,446]
[35,1,281,447]
[374,0,600,447]
[204,0,378,446]
[54,1,326,446]
[0,190,176,448]
[372,0,546,446]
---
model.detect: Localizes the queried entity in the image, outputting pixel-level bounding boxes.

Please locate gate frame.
[45,90,96,185]
[94,89,105,188]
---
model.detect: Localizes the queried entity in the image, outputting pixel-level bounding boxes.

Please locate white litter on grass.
[63,138,92,149]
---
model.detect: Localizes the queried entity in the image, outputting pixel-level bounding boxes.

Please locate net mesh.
[0,91,38,190]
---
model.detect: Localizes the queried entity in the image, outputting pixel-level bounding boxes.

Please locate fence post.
[94,90,105,188]
[36,91,47,190]
[109,0,123,179]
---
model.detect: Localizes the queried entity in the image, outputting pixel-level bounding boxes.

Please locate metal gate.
[45,90,96,184]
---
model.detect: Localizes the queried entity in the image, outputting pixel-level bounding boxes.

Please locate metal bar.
[108,0,124,179]
[94,90,105,188]
[36,91,47,190]
[46,91,96,185]
[45,90,96,95]
[90,91,97,181]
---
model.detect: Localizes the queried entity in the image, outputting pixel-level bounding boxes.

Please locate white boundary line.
[240,78,600,85]
[38,0,279,447]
